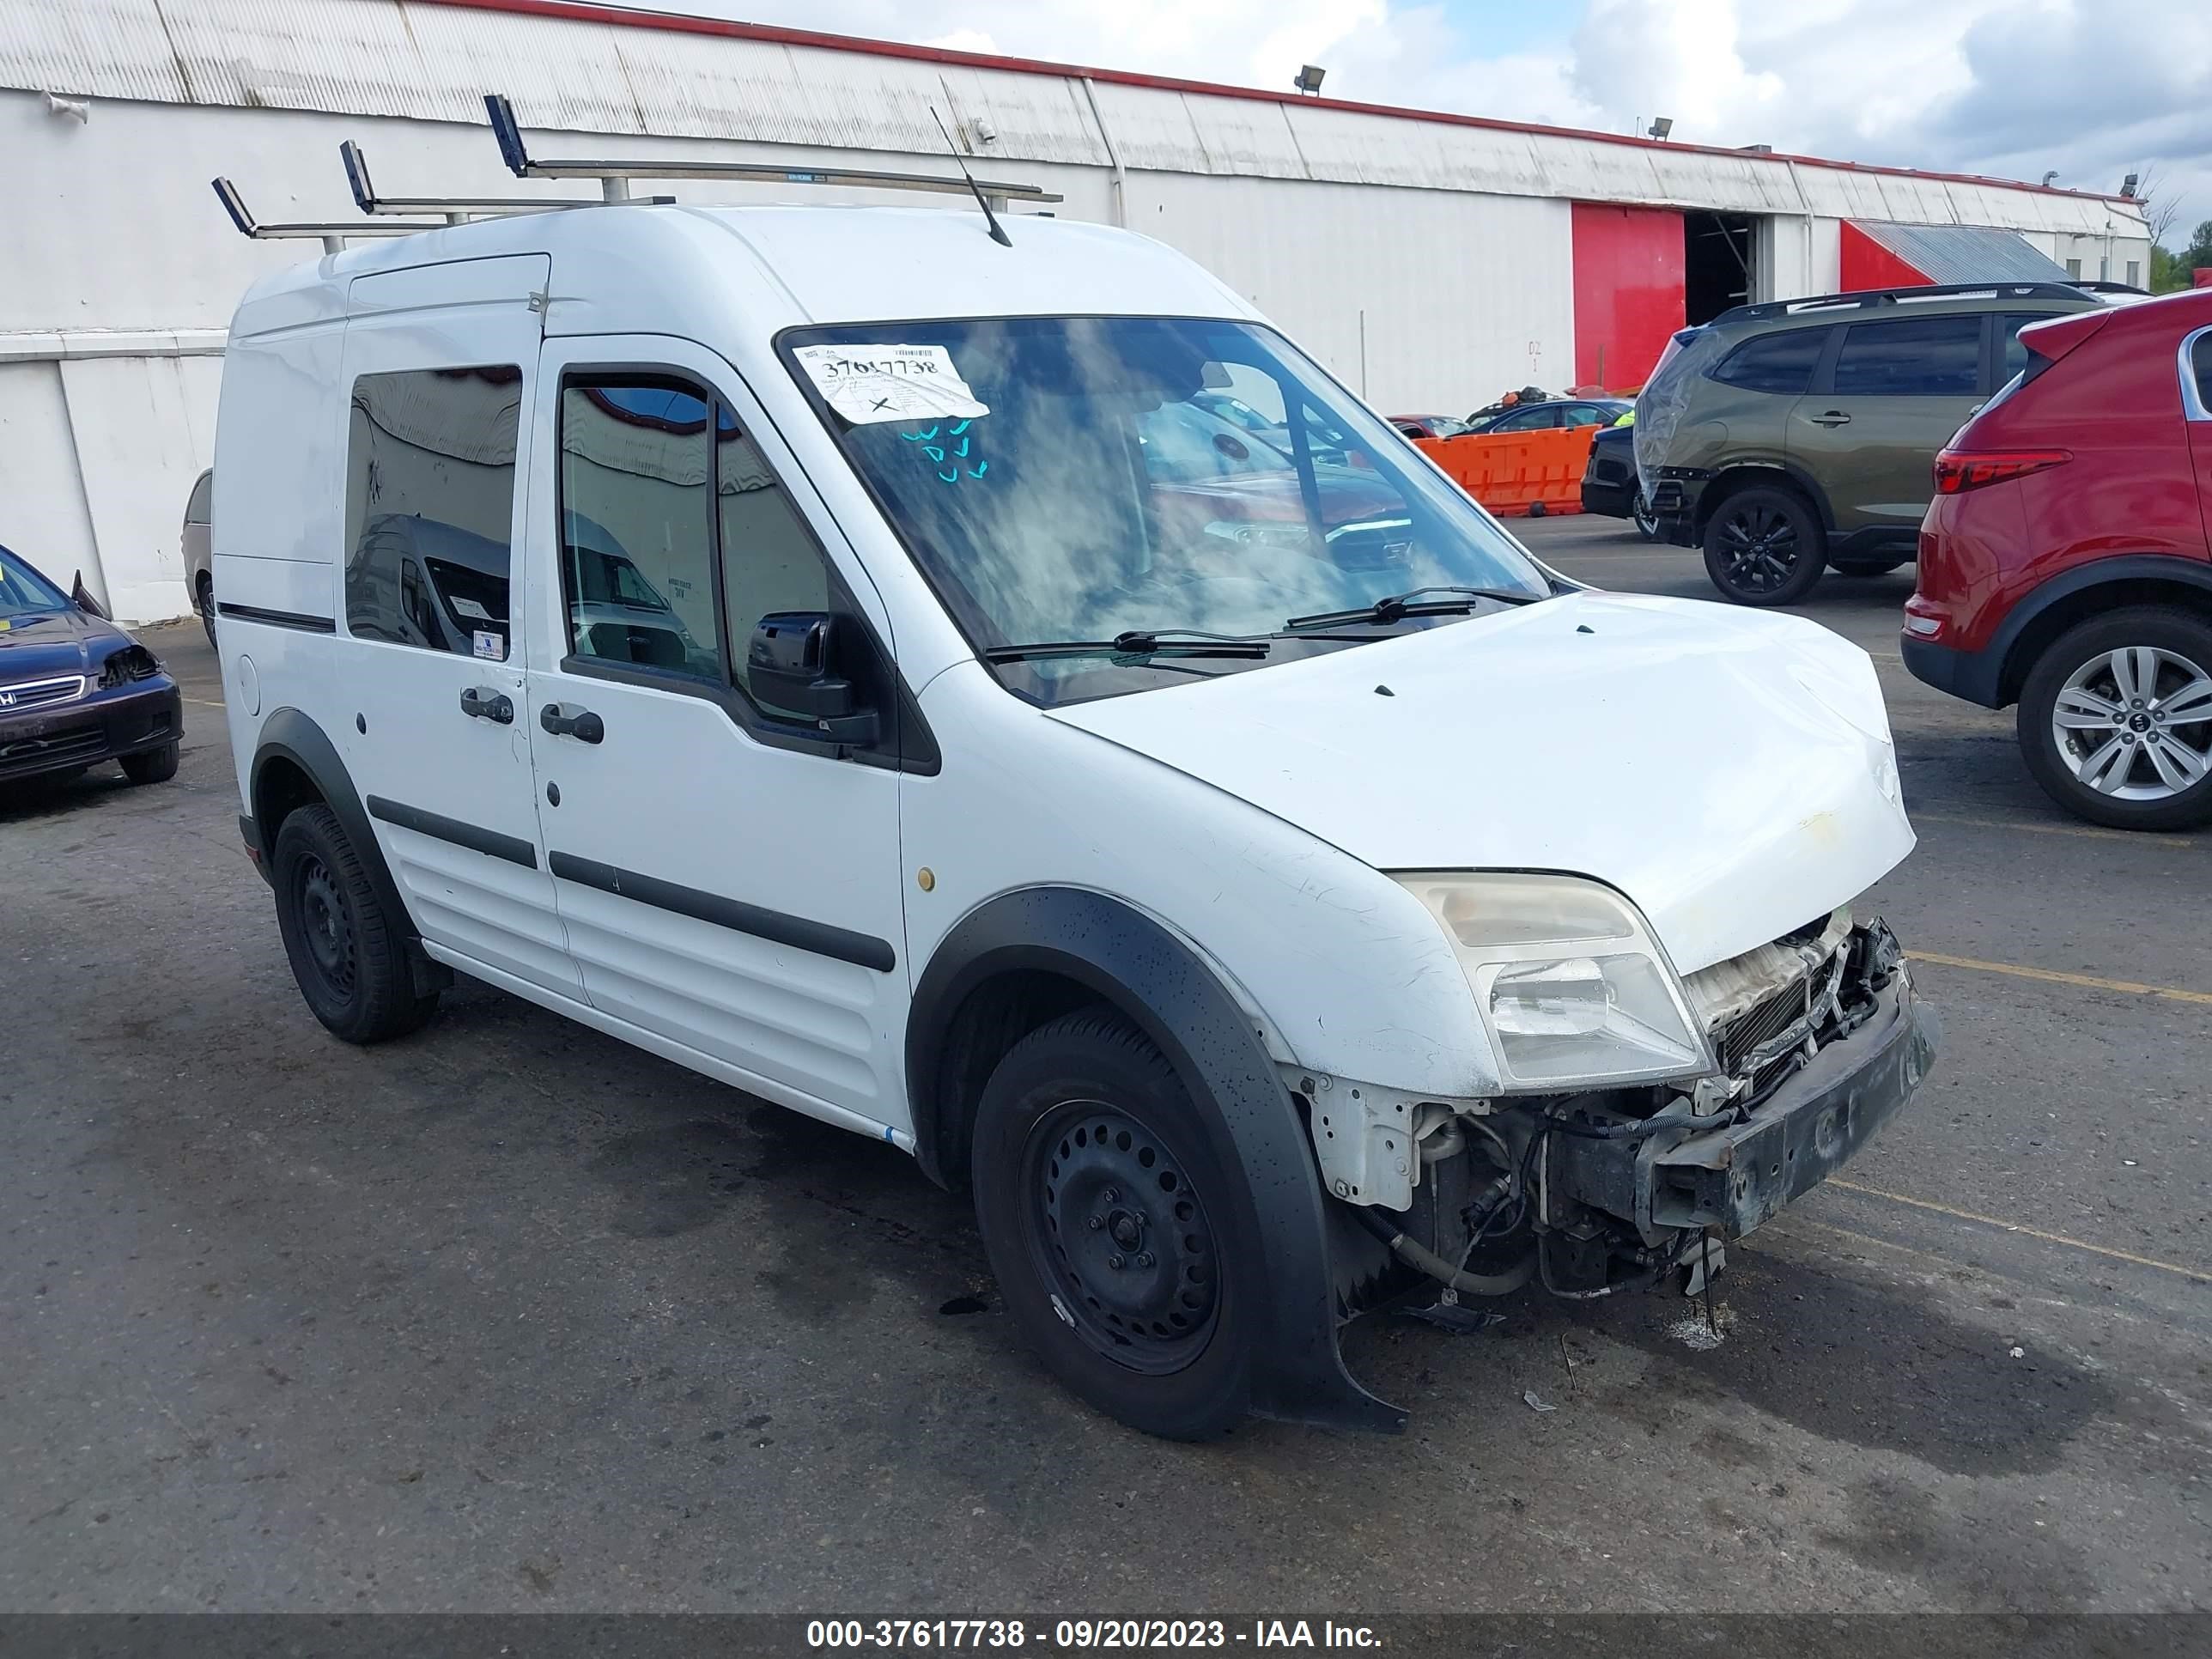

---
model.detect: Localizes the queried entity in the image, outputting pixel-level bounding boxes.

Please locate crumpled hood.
[0,605,119,678]
[1050,590,1914,974]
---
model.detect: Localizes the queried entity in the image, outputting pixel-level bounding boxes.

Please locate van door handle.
[459,686,514,724]
[1808,410,1852,427]
[539,702,605,744]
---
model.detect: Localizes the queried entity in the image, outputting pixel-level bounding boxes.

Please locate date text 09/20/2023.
[806,1621,1381,1649]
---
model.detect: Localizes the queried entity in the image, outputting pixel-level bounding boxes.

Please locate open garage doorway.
[1686,210,1758,324]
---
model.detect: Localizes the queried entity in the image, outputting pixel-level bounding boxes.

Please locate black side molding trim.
[216,601,337,633]
[548,851,895,973]
[368,794,539,868]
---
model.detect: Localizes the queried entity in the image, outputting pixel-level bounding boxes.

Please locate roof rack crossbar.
[482,93,1064,205]
[1713,280,2093,325]
[339,140,636,221]
[213,178,447,250]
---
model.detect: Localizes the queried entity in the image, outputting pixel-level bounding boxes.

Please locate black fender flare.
[1701,460,1839,533]
[248,707,427,962]
[908,887,1406,1434]
[1984,555,2212,704]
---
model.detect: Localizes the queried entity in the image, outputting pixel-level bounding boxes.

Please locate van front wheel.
[971,1010,1253,1439]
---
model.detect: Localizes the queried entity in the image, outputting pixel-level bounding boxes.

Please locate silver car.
[183,468,214,647]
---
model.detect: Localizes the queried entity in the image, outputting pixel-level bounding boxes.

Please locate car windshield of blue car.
[781,317,1551,704]
[0,547,72,618]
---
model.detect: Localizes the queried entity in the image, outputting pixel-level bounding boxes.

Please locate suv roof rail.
[211,177,445,252]
[482,93,1064,208]
[1711,281,2091,327]
[2069,278,2151,295]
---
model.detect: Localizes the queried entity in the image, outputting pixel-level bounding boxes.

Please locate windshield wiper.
[982,629,1273,665]
[1282,585,1544,631]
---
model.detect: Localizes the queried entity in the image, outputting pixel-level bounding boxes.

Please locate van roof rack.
[483,93,1064,208]
[1712,281,2091,326]
[339,139,664,222]
[211,177,445,252]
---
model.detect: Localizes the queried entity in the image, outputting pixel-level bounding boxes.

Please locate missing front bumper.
[1552,969,1937,1243]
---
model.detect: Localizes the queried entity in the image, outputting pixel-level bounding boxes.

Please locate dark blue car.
[0,544,182,787]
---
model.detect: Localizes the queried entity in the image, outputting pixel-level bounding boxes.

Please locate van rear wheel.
[970,1009,1252,1440]
[1702,485,1826,605]
[272,804,440,1042]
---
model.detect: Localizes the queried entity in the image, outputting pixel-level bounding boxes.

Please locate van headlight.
[1393,872,1715,1091]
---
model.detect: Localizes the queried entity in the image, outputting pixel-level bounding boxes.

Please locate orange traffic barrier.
[1414,423,1601,518]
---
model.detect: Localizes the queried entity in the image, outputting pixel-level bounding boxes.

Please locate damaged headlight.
[1394,872,1715,1091]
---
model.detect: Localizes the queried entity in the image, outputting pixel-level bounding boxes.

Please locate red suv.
[1903,289,2212,830]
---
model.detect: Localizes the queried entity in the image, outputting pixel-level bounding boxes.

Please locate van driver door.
[518,335,911,1136]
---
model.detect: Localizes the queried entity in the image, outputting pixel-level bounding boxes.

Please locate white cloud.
[651,0,2212,236]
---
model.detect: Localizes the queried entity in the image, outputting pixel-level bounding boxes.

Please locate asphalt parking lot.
[3,515,2208,1616]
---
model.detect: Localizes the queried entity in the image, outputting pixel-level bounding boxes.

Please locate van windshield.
[781,317,1550,702]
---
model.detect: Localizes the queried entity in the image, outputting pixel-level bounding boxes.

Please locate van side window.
[559,373,845,721]
[715,419,834,719]
[1710,330,1825,395]
[559,380,725,680]
[343,366,522,657]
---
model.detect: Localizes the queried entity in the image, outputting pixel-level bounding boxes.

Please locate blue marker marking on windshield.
[902,417,987,486]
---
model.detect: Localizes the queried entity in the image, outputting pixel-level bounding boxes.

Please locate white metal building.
[0,0,2152,622]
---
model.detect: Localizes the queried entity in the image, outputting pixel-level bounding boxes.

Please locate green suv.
[1636,282,2104,605]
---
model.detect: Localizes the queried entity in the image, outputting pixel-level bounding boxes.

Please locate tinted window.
[559,380,724,680]
[344,367,521,657]
[1832,315,1982,397]
[1711,330,1826,395]
[715,414,836,720]
[1997,313,2065,384]
[2192,334,2212,416]
[560,374,842,720]
[185,470,213,524]
[1497,404,1564,431]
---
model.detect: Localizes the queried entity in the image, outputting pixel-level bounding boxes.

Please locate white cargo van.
[211,116,1934,1439]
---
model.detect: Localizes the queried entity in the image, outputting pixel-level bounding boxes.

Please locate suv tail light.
[1932,449,2070,495]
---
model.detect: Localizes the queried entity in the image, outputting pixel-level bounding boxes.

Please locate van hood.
[1049,590,1914,974]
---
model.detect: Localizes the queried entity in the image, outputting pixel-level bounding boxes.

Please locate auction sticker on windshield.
[795,343,990,426]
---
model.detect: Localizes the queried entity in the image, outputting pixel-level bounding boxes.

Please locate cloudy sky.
[647,0,2212,240]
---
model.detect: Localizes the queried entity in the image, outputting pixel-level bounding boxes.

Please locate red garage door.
[1571,204,1686,391]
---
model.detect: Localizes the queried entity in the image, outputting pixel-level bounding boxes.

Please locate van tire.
[271,803,440,1042]
[1701,484,1826,605]
[970,1008,1253,1440]
[2016,607,2212,831]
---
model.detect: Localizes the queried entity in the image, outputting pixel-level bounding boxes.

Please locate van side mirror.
[749,611,878,744]
[71,572,109,620]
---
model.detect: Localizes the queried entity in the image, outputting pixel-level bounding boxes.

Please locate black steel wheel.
[198,575,217,651]
[1701,484,1826,605]
[1023,1101,1221,1374]
[271,804,439,1043]
[971,1009,1253,1439]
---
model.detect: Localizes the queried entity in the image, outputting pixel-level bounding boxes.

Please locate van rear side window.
[343,366,522,657]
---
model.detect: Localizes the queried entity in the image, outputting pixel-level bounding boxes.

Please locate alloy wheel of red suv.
[2019,610,2212,830]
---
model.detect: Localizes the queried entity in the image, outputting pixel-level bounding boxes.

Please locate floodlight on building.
[2119,172,2140,198]
[1647,116,1674,141]
[1294,64,1326,95]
